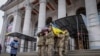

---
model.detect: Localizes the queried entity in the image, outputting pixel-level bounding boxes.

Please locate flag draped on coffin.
[51,23,64,36]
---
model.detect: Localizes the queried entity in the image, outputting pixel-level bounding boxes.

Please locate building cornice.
[0,0,24,11]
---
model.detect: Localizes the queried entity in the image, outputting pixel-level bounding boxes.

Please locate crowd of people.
[37,25,70,56]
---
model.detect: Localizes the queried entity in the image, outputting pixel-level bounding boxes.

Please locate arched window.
[76,7,89,49]
[46,17,53,26]
[76,7,86,15]
[7,16,14,33]
[97,3,100,14]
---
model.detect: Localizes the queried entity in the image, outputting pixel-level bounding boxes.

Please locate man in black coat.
[0,44,2,54]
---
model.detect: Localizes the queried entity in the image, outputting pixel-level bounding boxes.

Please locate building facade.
[0,0,100,53]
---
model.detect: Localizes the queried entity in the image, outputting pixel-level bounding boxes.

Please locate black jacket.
[0,44,2,50]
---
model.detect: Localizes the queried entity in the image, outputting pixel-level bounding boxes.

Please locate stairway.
[0,51,37,56]
[1,49,100,56]
[67,49,100,56]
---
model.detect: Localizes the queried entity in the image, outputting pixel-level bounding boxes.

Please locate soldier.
[63,29,70,55]
[57,32,65,56]
[37,32,45,56]
[44,26,55,56]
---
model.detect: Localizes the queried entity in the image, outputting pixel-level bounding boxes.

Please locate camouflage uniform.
[38,35,45,56]
[45,31,55,56]
[57,33,65,56]
[64,30,70,55]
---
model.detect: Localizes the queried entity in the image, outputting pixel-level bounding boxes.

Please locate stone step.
[67,54,100,56]
[1,52,37,56]
[1,54,37,56]
[2,49,100,56]
[67,49,100,56]
[69,50,100,53]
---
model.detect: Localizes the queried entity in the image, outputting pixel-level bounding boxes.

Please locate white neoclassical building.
[0,0,100,53]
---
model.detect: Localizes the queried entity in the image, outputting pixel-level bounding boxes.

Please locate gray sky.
[0,0,7,33]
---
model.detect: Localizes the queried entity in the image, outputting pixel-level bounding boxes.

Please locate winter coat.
[10,40,19,54]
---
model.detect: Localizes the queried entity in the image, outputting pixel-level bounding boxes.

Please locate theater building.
[0,0,100,53]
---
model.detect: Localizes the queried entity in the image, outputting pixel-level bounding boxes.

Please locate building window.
[7,18,13,33]
[76,7,86,15]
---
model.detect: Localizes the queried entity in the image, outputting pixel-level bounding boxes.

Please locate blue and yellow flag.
[51,23,64,36]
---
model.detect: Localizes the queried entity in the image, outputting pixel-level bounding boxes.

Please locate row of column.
[1,0,100,52]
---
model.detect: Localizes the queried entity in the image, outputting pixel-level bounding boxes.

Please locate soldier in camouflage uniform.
[44,26,55,56]
[63,29,70,56]
[37,32,45,56]
[57,32,65,56]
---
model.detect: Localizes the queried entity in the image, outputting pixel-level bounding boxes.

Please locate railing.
[67,36,100,51]
[68,36,89,51]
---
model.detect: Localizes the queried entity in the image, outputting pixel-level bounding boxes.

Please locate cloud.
[0,0,7,7]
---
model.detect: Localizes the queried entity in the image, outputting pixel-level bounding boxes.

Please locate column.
[28,21,32,52]
[71,38,75,50]
[0,14,8,52]
[36,0,46,51]
[22,6,31,35]
[32,24,35,37]
[58,0,66,19]
[12,11,22,32]
[37,0,46,33]
[85,0,100,49]
[29,21,33,36]
[28,41,31,52]
[20,3,32,52]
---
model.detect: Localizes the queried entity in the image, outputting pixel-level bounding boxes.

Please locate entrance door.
[72,15,89,50]
[53,15,89,50]
[77,14,89,50]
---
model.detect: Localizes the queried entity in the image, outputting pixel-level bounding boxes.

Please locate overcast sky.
[0,0,7,33]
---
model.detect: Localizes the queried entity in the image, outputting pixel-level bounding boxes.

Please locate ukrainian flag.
[51,23,64,36]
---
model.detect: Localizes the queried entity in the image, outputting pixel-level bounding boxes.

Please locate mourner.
[57,32,65,56]
[63,29,70,55]
[44,26,55,56]
[10,37,19,56]
[37,32,45,56]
